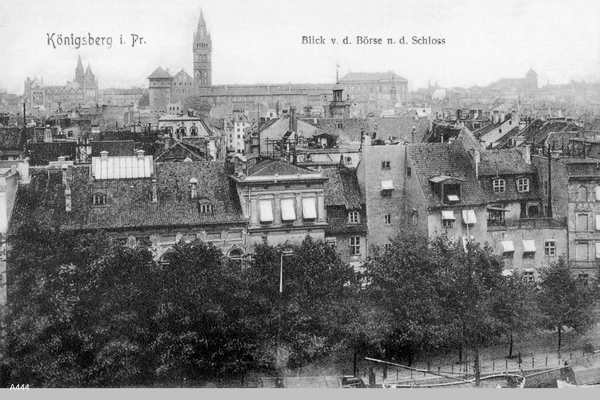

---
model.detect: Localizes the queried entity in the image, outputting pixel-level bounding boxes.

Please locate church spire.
[75,55,84,85]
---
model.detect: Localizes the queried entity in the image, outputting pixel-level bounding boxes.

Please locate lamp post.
[277,246,294,376]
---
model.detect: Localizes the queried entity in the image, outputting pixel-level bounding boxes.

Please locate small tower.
[525,68,538,90]
[193,9,212,87]
[75,55,84,86]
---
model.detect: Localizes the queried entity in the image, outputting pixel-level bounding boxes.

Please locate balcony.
[488,217,567,231]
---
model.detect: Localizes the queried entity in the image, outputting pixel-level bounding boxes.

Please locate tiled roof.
[155,141,207,162]
[495,119,580,149]
[147,67,172,80]
[258,116,319,140]
[322,167,363,209]
[247,159,315,177]
[478,149,535,176]
[90,141,136,157]
[10,161,244,233]
[408,142,488,207]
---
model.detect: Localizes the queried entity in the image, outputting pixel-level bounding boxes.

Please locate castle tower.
[193,9,212,87]
[75,55,84,86]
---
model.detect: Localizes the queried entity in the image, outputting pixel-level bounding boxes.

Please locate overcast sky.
[1,0,599,94]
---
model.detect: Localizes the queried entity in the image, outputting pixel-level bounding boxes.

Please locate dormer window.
[92,193,106,206]
[493,179,506,193]
[517,178,529,193]
[348,211,360,224]
[198,198,213,214]
[443,183,461,204]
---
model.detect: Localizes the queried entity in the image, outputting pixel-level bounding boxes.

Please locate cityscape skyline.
[1,0,599,95]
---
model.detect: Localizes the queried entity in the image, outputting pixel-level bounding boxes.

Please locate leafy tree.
[7,222,158,387]
[182,96,213,119]
[152,239,263,384]
[537,258,600,352]
[250,236,358,370]
[494,271,539,358]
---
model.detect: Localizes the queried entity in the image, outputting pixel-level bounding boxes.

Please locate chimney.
[65,187,72,212]
[521,144,531,164]
[100,151,109,160]
[289,106,297,133]
[17,158,30,184]
[151,179,158,203]
[470,148,480,178]
[137,149,145,160]
[492,110,499,124]
[190,178,198,199]
[411,126,416,143]
[500,112,505,123]
[61,164,68,185]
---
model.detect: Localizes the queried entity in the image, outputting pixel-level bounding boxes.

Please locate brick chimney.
[190,177,198,199]
[151,179,158,203]
[65,187,72,212]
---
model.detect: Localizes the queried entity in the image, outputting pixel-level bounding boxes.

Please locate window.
[522,240,536,258]
[381,161,391,171]
[92,193,106,206]
[462,209,477,225]
[326,237,337,248]
[198,198,213,214]
[281,198,296,222]
[493,179,506,193]
[502,241,514,258]
[348,211,360,224]
[576,242,589,261]
[578,186,588,202]
[578,273,590,286]
[350,236,361,255]
[577,214,589,231]
[544,240,556,256]
[381,180,394,196]
[259,200,274,222]
[126,236,137,247]
[523,270,535,284]
[517,178,529,192]
[441,210,455,227]
[302,197,317,220]
[412,209,418,223]
[595,186,600,201]
[544,181,548,196]
[384,243,392,251]
[443,183,461,203]
[407,167,412,177]
[384,214,391,224]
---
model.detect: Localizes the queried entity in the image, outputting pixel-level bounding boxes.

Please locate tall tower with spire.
[193,9,212,87]
[75,55,84,86]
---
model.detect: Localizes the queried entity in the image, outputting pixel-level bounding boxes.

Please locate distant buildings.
[24,56,98,112]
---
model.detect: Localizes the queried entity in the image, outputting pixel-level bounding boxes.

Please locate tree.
[152,239,263,384]
[249,236,358,370]
[7,222,159,387]
[537,258,600,352]
[494,271,539,358]
[182,96,213,119]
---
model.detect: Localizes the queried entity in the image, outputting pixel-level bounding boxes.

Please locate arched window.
[578,185,588,202]
[126,236,137,247]
[228,247,245,269]
[92,193,106,206]
[198,198,213,214]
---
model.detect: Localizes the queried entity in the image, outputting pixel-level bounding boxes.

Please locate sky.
[0,0,599,94]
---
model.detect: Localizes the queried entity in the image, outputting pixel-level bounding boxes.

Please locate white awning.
[596,215,600,230]
[502,269,514,277]
[281,198,296,221]
[302,197,317,219]
[447,194,460,202]
[523,268,535,273]
[381,180,395,190]
[462,209,477,224]
[441,210,456,220]
[259,200,274,222]
[596,242,600,259]
[501,241,515,252]
[522,240,536,253]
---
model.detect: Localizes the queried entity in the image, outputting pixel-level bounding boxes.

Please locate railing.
[488,217,567,230]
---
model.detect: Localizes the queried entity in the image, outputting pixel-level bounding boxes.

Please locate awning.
[501,240,515,252]
[302,197,317,219]
[281,198,296,221]
[462,209,477,224]
[523,268,535,273]
[447,194,460,202]
[441,210,456,220]
[596,243,600,259]
[522,240,536,253]
[488,206,508,212]
[259,200,274,222]
[596,215,600,230]
[502,269,514,277]
[381,180,395,190]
